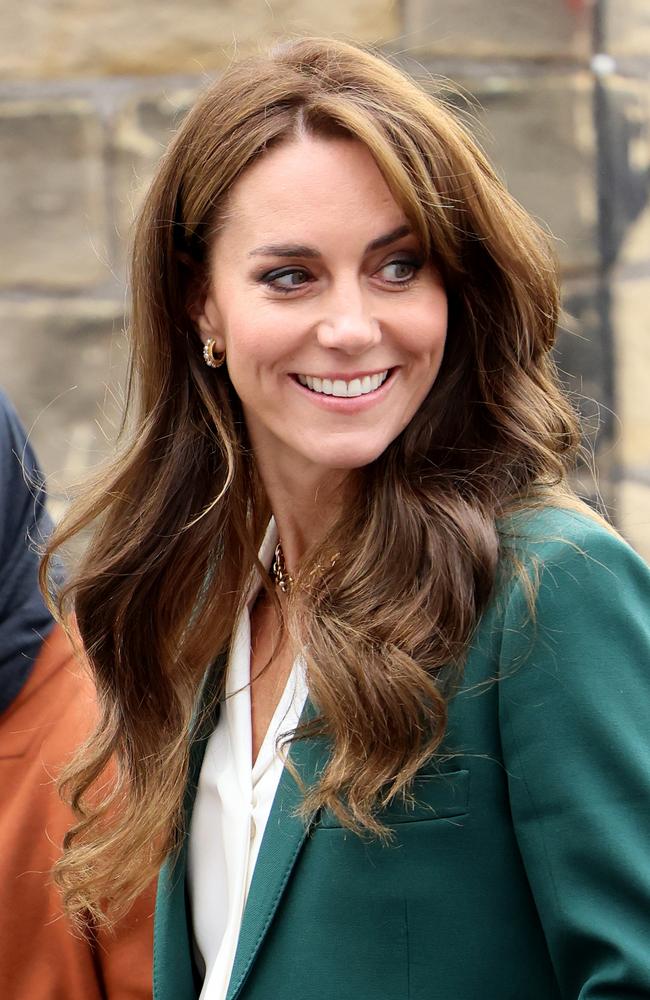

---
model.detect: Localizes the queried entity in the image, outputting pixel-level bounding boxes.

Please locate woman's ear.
[191,292,226,351]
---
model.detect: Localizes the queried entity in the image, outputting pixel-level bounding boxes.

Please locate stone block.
[0,5,49,80]
[400,0,593,60]
[445,74,599,271]
[113,89,198,276]
[617,479,650,561]
[0,101,109,290]
[605,0,650,57]
[0,300,126,513]
[0,0,398,80]
[598,76,650,270]
[611,275,650,470]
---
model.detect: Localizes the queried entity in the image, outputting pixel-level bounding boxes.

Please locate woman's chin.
[293,438,390,474]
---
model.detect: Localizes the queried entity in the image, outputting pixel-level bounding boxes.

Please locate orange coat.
[0,624,154,999]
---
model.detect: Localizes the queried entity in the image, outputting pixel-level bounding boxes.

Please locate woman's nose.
[315,290,382,354]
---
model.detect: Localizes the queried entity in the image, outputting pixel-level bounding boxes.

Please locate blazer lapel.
[155,680,330,1000]
[226,708,330,1000]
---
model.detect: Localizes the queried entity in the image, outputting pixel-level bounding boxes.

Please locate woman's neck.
[256,460,354,575]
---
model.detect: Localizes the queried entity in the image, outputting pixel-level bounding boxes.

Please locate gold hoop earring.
[203,339,226,369]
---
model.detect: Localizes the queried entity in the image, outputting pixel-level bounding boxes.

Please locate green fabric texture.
[154,507,650,999]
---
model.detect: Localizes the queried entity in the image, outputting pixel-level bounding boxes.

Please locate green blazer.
[153,508,650,999]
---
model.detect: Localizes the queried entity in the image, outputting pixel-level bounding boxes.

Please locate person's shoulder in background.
[0,389,154,1000]
[0,388,54,711]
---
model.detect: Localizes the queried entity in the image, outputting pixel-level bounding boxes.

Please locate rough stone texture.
[401,0,592,60]
[0,0,398,80]
[432,74,598,271]
[605,0,650,57]
[113,89,198,279]
[0,299,126,516]
[618,479,650,561]
[0,101,109,290]
[480,75,597,271]
[611,276,650,473]
[598,76,650,270]
[0,5,50,80]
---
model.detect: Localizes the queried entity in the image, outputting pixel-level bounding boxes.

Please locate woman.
[44,38,650,999]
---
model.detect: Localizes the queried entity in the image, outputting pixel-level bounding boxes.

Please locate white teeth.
[296,370,389,397]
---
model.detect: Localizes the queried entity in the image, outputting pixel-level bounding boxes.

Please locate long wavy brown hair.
[42,37,582,925]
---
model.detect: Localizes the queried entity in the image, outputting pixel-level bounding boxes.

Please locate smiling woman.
[42,36,650,1000]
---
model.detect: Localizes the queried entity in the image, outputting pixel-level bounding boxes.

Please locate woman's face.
[196,135,447,485]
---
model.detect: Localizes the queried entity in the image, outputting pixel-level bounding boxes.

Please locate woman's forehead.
[214,136,414,254]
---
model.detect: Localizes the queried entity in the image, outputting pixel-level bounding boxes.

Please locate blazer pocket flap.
[318,768,470,828]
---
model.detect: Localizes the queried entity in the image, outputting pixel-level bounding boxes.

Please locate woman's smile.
[294,368,391,396]
[289,367,397,412]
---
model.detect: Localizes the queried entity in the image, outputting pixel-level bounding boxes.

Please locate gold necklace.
[270,541,339,593]
[270,541,294,593]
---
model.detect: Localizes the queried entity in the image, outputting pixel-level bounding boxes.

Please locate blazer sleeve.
[497,518,650,998]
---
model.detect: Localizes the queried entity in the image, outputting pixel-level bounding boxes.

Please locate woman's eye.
[262,267,311,292]
[379,258,421,284]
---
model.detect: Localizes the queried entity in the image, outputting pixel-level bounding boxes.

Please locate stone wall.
[1,0,648,555]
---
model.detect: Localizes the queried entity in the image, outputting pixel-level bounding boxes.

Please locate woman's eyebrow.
[248,242,319,259]
[248,224,412,259]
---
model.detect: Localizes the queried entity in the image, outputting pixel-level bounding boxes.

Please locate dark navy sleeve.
[0,390,55,714]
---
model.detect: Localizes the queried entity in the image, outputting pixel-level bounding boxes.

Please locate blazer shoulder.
[498,502,646,593]
[493,502,650,676]
[499,502,620,556]
[479,502,650,671]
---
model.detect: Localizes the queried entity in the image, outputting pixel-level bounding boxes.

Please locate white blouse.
[187,522,308,1000]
